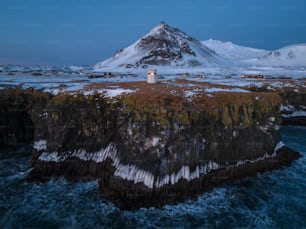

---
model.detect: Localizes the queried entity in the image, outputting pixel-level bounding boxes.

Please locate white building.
[147,70,157,84]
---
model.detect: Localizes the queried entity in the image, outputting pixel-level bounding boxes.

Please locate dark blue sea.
[1,126,305,229]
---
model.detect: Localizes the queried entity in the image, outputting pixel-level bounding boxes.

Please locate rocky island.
[0,78,301,210]
[0,22,305,210]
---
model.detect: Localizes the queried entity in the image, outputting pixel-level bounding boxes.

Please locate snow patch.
[184,90,196,98]
[33,140,47,151]
[104,88,136,97]
[281,104,295,112]
[84,88,136,97]
[184,89,202,101]
[114,164,155,189]
[151,137,160,147]
[274,141,285,154]
[282,110,306,118]
[205,87,250,93]
[281,104,306,118]
[235,141,284,167]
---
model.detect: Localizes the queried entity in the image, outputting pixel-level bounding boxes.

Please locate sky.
[0,0,306,65]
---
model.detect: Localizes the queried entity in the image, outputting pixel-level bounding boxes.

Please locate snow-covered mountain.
[95,22,226,69]
[94,22,306,70]
[202,40,306,67]
[244,44,306,67]
[202,39,268,61]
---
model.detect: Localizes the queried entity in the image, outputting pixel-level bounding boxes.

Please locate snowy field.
[1,64,306,97]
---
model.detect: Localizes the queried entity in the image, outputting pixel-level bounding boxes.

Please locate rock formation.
[280,91,306,126]
[0,83,301,209]
[247,82,306,126]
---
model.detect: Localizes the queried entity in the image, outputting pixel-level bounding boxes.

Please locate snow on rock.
[36,139,282,189]
[33,140,48,151]
[274,141,285,154]
[235,143,281,167]
[114,164,155,189]
[36,142,222,189]
[281,105,295,112]
[281,104,306,118]
[104,88,136,97]
[83,88,136,98]
[205,87,250,93]
[184,89,202,101]
[282,110,306,118]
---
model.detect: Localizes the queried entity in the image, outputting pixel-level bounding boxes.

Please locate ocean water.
[0,126,305,229]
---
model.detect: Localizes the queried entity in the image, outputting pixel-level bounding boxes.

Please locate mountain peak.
[158,21,168,28]
[95,22,223,69]
[156,21,171,29]
[146,22,189,40]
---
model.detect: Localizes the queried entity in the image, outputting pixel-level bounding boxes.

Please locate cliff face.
[0,88,50,148]
[280,91,306,126]
[247,83,306,126]
[0,85,298,209]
